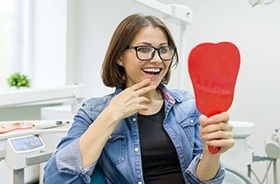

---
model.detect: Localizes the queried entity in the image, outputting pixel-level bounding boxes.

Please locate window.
[0,0,32,90]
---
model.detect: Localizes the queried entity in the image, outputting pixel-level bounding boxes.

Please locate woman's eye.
[160,47,168,53]
[137,47,152,53]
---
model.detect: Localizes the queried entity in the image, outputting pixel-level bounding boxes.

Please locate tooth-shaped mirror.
[188,41,241,154]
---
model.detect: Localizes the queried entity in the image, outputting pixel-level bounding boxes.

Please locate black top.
[138,104,185,184]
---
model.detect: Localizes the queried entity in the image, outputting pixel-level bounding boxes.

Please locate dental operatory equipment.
[0,120,72,184]
[134,0,193,23]
[0,120,70,134]
[0,83,86,113]
[266,127,280,159]
[249,0,277,7]
[0,83,86,184]
[245,127,279,184]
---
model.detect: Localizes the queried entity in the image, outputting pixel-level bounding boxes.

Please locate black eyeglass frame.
[125,45,176,61]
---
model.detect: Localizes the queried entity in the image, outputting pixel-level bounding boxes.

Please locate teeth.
[142,68,160,73]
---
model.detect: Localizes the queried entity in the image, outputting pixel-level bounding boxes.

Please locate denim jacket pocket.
[106,133,126,164]
[178,116,199,148]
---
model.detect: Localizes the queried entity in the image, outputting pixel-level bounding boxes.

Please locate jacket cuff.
[185,154,225,184]
[56,139,95,177]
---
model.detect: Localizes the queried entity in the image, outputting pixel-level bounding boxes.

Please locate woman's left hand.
[199,112,235,155]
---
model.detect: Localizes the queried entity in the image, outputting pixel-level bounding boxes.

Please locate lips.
[142,68,162,75]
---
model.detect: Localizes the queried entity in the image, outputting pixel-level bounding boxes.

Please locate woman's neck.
[139,88,164,115]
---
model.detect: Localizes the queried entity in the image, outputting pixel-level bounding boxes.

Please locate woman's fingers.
[200,112,235,153]
[129,79,157,96]
[201,125,233,141]
[206,112,230,125]
[108,80,157,119]
[130,79,151,90]
[207,139,235,153]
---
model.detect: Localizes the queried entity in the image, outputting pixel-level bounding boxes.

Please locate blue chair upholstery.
[90,164,106,184]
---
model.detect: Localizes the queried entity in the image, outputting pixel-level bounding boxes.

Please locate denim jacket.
[44,84,225,184]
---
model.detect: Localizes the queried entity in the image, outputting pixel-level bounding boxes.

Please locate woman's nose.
[150,51,162,62]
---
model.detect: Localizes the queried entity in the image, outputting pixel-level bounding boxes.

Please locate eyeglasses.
[126,45,176,61]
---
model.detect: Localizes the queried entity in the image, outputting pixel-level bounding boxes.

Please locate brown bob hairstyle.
[101,13,179,88]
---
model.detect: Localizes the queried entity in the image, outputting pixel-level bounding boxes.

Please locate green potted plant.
[7,72,31,89]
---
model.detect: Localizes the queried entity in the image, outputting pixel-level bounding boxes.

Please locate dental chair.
[224,166,253,184]
[222,121,256,184]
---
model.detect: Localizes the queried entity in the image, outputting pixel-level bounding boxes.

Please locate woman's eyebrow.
[134,42,152,46]
[134,42,169,46]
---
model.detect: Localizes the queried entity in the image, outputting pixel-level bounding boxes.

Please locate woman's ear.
[117,58,123,66]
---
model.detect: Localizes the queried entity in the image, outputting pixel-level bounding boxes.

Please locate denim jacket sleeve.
[43,139,95,184]
[43,99,100,184]
[185,154,225,184]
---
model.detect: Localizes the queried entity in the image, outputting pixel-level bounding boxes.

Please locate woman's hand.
[106,79,157,121]
[199,112,235,155]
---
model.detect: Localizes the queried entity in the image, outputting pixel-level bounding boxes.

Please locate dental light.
[248,0,277,7]
[133,0,192,24]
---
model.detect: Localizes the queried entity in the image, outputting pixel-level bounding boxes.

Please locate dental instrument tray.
[0,120,70,134]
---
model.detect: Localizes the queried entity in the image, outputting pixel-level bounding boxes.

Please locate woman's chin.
[149,80,161,87]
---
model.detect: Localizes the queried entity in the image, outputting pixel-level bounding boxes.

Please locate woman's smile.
[142,67,162,75]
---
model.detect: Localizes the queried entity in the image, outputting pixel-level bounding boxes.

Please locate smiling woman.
[0,0,33,90]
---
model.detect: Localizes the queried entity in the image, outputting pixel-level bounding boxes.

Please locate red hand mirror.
[188,41,240,154]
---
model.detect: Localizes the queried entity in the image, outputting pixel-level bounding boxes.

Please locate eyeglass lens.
[136,46,175,61]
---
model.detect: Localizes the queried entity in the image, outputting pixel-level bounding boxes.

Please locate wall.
[31,0,68,88]
[72,0,280,183]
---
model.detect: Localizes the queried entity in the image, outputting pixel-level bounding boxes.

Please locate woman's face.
[119,26,172,88]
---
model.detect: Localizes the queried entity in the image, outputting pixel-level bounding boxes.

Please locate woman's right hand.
[106,79,157,121]
[80,79,156,168]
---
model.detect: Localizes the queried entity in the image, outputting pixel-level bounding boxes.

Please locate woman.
[44,13,234,184]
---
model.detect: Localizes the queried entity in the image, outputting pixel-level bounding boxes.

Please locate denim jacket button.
[133,117,137,121]
[134,147,139,152]
[138,181,143,184]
